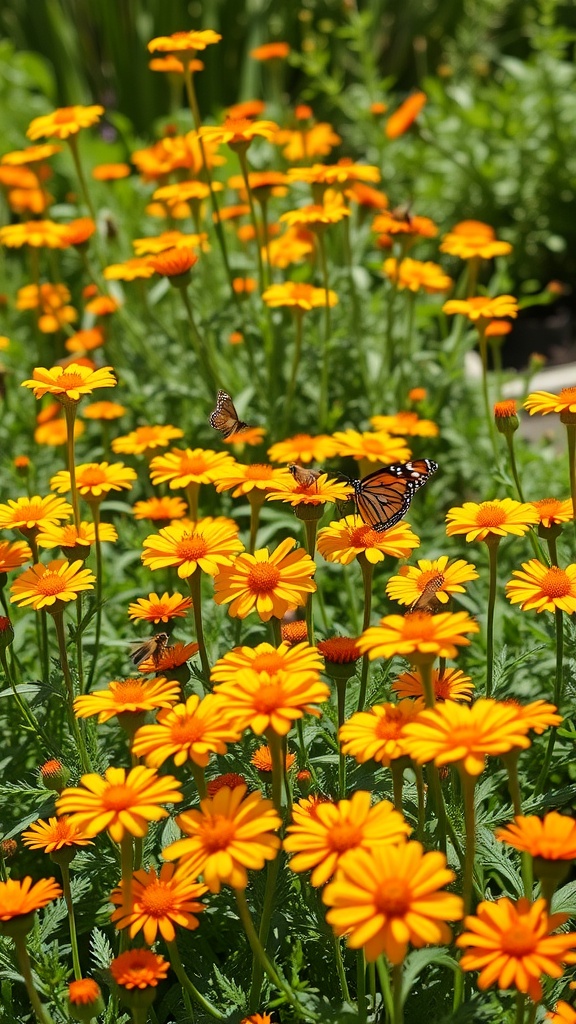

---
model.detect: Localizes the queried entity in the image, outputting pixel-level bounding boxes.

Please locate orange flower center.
[417,570,444,592]
[79,467,107,486]
[374,879,410,915]
[494,400,517,418]
[36,571,67,596]
[171,718,206,744]
[533,498,562,516]
[475,503,507,527]
[559,388,576,401]
[500,925,537,957]
[435,675,454,700]
[54,107,75,123]
[253,682,285,713]
[139,880,178,916]
[225,116,252,134]
[349,524,381,548]
[104,784,139,811]
[375,708,404,739]
[328,823,363,852]
[175,535,208,561]
[401,612,436,640]
[113,680,147,704]
[135,427,163,442]
[179,456,207,475]
[247,564,281,594]
[56,372,85,390]
[361,438,386,454]
[245,464,274,480]
[53,819,75,841]
[201,815,237,851]
[251,652,286,674]
[19,502,43,520]
[540,567,572,598]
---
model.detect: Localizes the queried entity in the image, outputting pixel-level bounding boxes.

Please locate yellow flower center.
[56,372,85,390]
[18,501,43,520]
[374,708,404,739]
[349,524,381,548]
[179,456,207,475]
[54,107,75,123]
[201,816,237,851]
[500,925,536,957]
[361,437,386,454]
[175,535,208,561]
[253,682,285,713]
[170,718,206,744]
[401,612,435,640]
[375,879,410,915]
[559,388,576,401]
[103,784,138,811]
[245,464,274,480]
[417,570,444,592]
[79,467,107,486]
[36,571,67,596]
[540,567,571,598]
[114,680,147,704]
[247,564,281,593]
[475,503,507,527]
[139,881,178,916]
[328,823,363,852]
[251,652,286,674]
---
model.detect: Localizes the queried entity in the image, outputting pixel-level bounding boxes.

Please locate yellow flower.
[268,433,339,464]
[149,448,234,489]
[104,257,156,281]
[147,30,222,53]
[199,117,278,148]
[287,162,381,187]
[131,694,241,767]
[21,816,94,853]
[110,863,207,944]
[531,498,573,528]
[266,472,351,507]
[10,560,95,611]
[497,812,576,860]
[142,518,243,579]
[317,515,419,566]
[213,538,316,621]
[74,677,181,723]
[370,411,439,437]
[133,229,209,255]
[51,462,137,501]
[373,210,438,238]
[525,387,576,417]
[280,197,350,229]
[214,462,291,497]
[262,282,338,310]
[0,220,70,248]
[276,123,341,162]
[331,429,411,464]
[0,494,73,534]
[339,699,426,765]
[162,784,281,892]
[505,560,576,613]
[82,401,126,421]
[21,364,116,403]
[0,539,33,572]
[357,610,480,662]
[446,499,539,543]
[132,497,188,522]
[442,295,518,321]
[211,641,324,686]
[385,556,479,607]
[35,521,117,553]
[212,668,329,735]
[112,424,184,456]
[127,592,193,624]
[440,220,512,260]
[0,877,62,922]
[56,766,182,842]
[284,791,410,886]
[323,841,462,963]
[391,667,474,703]
[383,257,452,293]
[27,105,104,140]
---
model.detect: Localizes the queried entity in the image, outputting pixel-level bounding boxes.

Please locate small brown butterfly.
[409,576,445,612]
[209,390,250,439]
[129,632,169,668]
[288,463,323,488]
[391,201,413,226]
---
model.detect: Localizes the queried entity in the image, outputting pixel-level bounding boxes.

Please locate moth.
[288,463,323,488]
[129,632,169,668]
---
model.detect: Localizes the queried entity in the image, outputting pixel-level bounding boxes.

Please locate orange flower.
[213,538,316,621]
[65,327,105,353]
[149,447,234,488]
[51,462,136,501]
[383,258,452,293]
[112,424,184,456]
[92,162,131,181]
[147,30,222,53]
[386,556,479,607]
[262,282,338,310]
[0,877,62,921]
[251,744,296,773]
[323,842,462,963]
[63,218,96,247]
[371,411,439,438]
[357,610,479,662]
[21,364,116,404]
[547,1003,576,1024]
[339,699,426,766]
[446,499,539,542]
[141,518,243,578]
[443,295,518,322]
[163,784,281,891]
[128,592,193,624]
[505,560,576,613]
[211,641,324,686]
[268,434,339,464]
[207,773,246,796]
[200,117,278,149]
[10,560,95,611]
[109,948,169,989]
[138,640,199,674]
[110,863,207,943]
[0,494,72,534]
[27,105,104,140]
[251,41,290,60]
[131,694,241,767]
[56,766,182,842]
[104,257,156,281]
[267,227,315,268]
[373,210,438,239]
[287,162,381,188]
[0,539,32,573]
[284,791,410,886]
[266,472,351,508]
[21,816,94,852]
[214,461,291,498]
[276,123,341,161]
[85,294,119,316]
[440,220,512,260]
[212,668,329,735]
[133,229,209,255]
[317,637,361,665]
[1,143,61,164]
[73,677,181,724]
[457,897,576,1000]
[331,429,411,464]
[391,667,474,703]
[385,92,427,139]
[525,387,576,418]
[132,497,188,522]
[68,979,102,1008]
[280,197,350,230]
[83,401,126,421]
[150,246,198,278]
[317,516,420,565]
[496,812,576,860]
[531,498,573,528]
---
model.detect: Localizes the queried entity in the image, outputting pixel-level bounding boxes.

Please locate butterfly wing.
[209,390,249,439]
[288,464,322,487]
[353,459,438,533]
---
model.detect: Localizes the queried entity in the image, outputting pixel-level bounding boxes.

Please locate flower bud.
[39,759,71,792]
[494,399,519,436]
[0,616,14,649]
[67,979,105,1022]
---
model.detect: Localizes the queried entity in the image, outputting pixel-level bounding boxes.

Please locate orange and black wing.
[352,459,437,533]
[209,390,249,439]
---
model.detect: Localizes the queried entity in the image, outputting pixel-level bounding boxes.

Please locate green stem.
[534,607,563,795]
[356,950,367,1024]
[504,752,533,898]
[505,433,525,503]
[60,862,82,981]
[188,570,210,679]
[185,482,199,522]
[567,423,576,542]
[67,136,97,221]
[478,331,500,465]
[52,611,90,771]
[336,677,347,798]
[250,853,282,1007]
[391,760,404,814]
[334,934,350,1003]
[87,502,103,689]
[284,310,304,431]
[120,834,134,915]
[392,962,404,1024]
[375,956,394,1021]
[459,768,477,915]
[265,728,285,813]
[414,765,426,841]
[179,287,218,394]
[368,961,376,1012]
[419,659,436,708]
[269,616,282,647]
[515,991,526,1024]
[357,555,373,712]
[64,405,80,527]
[303,518,318,645]
[75,595,85,694]
[485,538,500,698]
[317,232,331,430]
[0,646,52,748]
[238,150,266,294]
[14,937,54,1024]
[190,762,207,799]
[166,940,225,1020]
[248,491,265,555]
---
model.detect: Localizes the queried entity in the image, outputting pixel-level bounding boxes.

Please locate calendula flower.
[83,400,126,421]
[149,447,234,488]
[267,227,315,269]
[506,560,576,613]
[317,516,420,565]
[0,539,32,572]
[226,99,266,119]
[224,426,266,447]
[281,621,309,646]
[0,495,73,536]
[200,117,278,149]
[392,667,474,703]
[440,220,512,260]
[63,218,96,247]
[36,521,117,552]
[446,499,539,542]
[525,388,576,417]
[128,592,193,624]
[35,417,84,447]
[0,877,62,921]
[266,472,351,507]
[497,813,576,860]
[133,230,208,255]
[339,699,426,766]
[402,698,532,775]
[56,766,182,842]
[268,434,339,464]
[547,1003,576,1024]
[280,197,350,230]
[2,142,61,164]
[503,699,561,735]
[0,220,70,248]
[110,863,207,943]
[27,105,104,140]
[358,610,479,662]
[442,295,518,321]
[531,498,573,528]
[84,295,119,316]
[68,978,103,1011]
[147,29,222,53]
[65,327,105,353]
[207,773,246,796]
[163,784,281,892]
[112,424,184,456]
[251,745,296,774]
[457,897,576,1001]
[213,668,329,736]
[10,560,95,611]
[141,518,243,579]
[276,123,341,162]
[262,282,338,310]
[21,364,116,404]
[284,791,410,887]
[138,640,199,674]
[317,637,361,665]
[371,411,439,438]
[74,677,181,724]
[214,462,291,497]
[386,556,479,607]
[51,462,137,501]
[373,210,438,238]
[150,246,198,278]
[385,91,427,139]
[104,257,156,281]
[211,641,324,686]
[153,180,215,205]
[331,429,411,464]
[21,816,94,853]
[93,161,131,181]
[213,538,316,621]
[288,162,381,188]
[132,497,188,522]
[131,694,241,768]
[383,258,452,293]
[109,948,169,990]
[251,41,290,60]
[323,841,462,962]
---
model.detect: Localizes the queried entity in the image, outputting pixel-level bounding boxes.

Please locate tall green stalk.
[484,537,500,698]
[187,570,210,679]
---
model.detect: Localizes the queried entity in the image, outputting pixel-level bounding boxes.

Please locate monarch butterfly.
[209,390,250,439]
[129,632,169,669]
[349,459,438,533]
[288,463,322,488]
